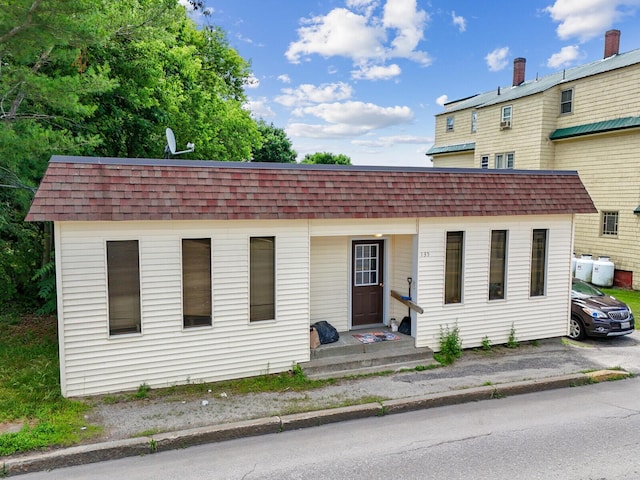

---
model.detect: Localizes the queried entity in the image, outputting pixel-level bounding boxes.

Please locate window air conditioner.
[500,120,511,129]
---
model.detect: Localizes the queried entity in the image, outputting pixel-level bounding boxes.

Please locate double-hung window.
[481,155,489,169]
[107,240,141,335]
[501,105,512,123]
[445,232,464,304]
[530,229,548,297]
[489,230,507,300]
[182,238,212,328]
[471,111,477,133]
[250,237,275,321]
[560,89,573,114]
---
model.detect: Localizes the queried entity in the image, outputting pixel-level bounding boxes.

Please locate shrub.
[435,324,462,365]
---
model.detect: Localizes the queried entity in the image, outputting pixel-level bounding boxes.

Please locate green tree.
[87,5,259,161]
[301,152,352,165]
[1,0,114,307]
[0,0,263,309]
[251,120,297,163]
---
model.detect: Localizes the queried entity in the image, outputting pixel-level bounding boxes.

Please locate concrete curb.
[2,371,629,476]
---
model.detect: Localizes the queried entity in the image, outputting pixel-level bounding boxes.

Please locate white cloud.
[287,122,373,138]
[351,63,401,80]
[286,101,413,139]
[382,0,431,64]
[275,82,353,108]
[352,134,433,147]
[547,45,581,67]
[544,0,640,42]
[451,11,467,32]
[485,47,510,72]
[278,74,291,84]
[285,8,386,64]
[285,1,431,76]
[298,101,413,129]
[245,98,275,119]
[436,94,448,106]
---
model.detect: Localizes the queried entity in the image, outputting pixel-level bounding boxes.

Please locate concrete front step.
[300,340,434,379]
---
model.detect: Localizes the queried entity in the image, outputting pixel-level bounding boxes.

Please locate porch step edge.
[300,347,434,378]
[303,358,436,380]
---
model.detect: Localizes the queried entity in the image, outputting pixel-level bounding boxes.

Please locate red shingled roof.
[26,156,597,222]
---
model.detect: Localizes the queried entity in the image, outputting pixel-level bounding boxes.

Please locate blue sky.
[185,0,640,166]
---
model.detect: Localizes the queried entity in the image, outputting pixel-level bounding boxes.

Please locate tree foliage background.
[251,120,297,163]
[301,152,352,165]
[0,0,262,309]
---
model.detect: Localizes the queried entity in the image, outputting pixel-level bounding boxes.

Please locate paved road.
[19,376,640,480]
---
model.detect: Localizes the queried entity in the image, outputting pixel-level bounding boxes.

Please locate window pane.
[530,229,547,297]
[446,116,454,131]
[481,156,489,169]
[250,237,275,321]
[107,240,141,335]
[495,154,504,169]
[489,230,507,300]
[445,232,464,304]
[182,238,212,327]
[502,106,512,121]
[471,111,477,132]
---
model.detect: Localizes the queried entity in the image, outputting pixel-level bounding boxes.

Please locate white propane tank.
[575,254,594,282]
[571,253,577,277]
[592,256,615,287]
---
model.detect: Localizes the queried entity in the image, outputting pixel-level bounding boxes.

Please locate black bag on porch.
[398,316,411,336]
[311,321,340,345]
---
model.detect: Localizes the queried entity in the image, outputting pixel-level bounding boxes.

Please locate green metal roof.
[426,142,475,155]
[549,116,640,140]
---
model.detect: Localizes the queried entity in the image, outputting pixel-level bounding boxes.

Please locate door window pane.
[354,243,379,286]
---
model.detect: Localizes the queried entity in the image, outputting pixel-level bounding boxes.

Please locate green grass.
[0,313,98,456]
[599,287,640,328]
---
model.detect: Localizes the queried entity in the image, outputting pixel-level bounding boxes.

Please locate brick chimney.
[604,29,620,58]
[512,57,526,86]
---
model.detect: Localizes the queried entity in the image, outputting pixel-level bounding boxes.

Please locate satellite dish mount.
[164,128,195,158]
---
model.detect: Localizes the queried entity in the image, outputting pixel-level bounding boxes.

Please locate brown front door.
[352,240,384,327]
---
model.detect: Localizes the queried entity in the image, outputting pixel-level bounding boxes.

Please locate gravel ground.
[83,333,640,443]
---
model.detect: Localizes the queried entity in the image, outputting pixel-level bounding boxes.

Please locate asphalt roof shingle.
[26,156,597,222]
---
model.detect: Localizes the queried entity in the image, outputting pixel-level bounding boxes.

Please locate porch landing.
[299,328,434,379]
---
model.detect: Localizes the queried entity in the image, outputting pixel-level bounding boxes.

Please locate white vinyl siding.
[389,235,415,322]
[309,236,350,332]
[56,220,310,397]
[414,215,573,351]
[55,213,577,397]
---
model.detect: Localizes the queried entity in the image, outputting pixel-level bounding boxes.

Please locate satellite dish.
[164,128,195,158]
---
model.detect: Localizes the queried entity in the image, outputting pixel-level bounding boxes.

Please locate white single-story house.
[27,155,596,397]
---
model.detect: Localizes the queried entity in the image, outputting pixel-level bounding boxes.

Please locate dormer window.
[446,116,454,132]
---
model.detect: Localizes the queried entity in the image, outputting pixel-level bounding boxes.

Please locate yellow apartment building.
[427,30,640,289]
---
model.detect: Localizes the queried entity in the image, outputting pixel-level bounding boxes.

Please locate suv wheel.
[568,316,586,340]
